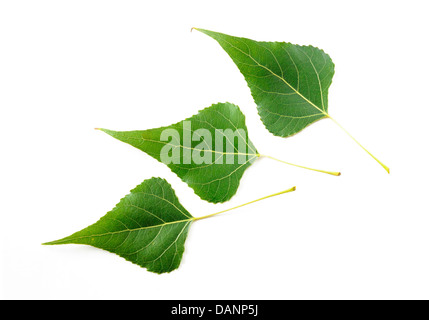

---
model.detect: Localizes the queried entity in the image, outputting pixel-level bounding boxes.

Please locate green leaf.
[44,177,193,274]
[98,102,259,203]
[194,28,333,137]
[44,177,297,274]
[97,102,340,204]
[194,29,389,173]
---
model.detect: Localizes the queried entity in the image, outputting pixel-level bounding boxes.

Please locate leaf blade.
[195,28,335,137]
[98,102,259,203]
[44,177,194,274]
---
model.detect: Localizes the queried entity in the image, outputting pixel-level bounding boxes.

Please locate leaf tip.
[95,128,109,134]
[42,238,68,245]
[191,27,203,33]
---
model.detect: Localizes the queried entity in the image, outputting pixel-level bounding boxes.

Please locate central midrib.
[49,219,194,244]
[220,37,329,117]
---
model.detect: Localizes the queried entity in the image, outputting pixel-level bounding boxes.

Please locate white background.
[1,0,428,300]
